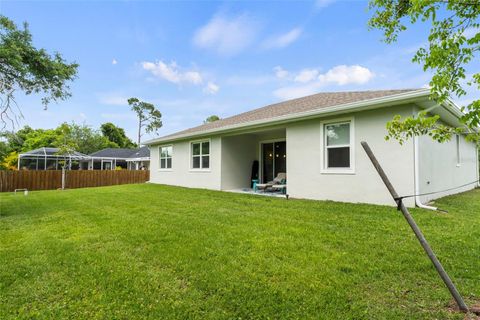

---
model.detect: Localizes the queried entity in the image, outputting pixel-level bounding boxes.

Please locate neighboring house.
[144,89,479,207]
[86,146,150,170]
[126,146,151,170]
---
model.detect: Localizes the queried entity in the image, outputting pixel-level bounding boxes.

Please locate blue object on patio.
[252,179,259,191]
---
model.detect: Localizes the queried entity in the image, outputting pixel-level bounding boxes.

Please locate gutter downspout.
[476,144,480,188]
[413,136,437,210]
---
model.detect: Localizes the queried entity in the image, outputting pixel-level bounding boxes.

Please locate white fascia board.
[126,157,150,162]
[89,156,130,160]
[145,89,431,145]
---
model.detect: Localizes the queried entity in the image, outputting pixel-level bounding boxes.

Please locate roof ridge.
[156,89,424,141]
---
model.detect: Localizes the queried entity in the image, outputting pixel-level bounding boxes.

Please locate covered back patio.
[220,127,287,196]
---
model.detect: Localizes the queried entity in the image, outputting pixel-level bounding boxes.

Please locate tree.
[56,122,117,155]
[204,115,220,124]
[0,125,33,153]
[0,15,78,130]
[0,151,17,170]
[21,128,58,152]
[0,123,119,169]
[127,98,162,145]
[100,122,136,148]
[369,0,480,144]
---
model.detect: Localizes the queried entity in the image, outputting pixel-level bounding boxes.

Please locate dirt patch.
[446,299,480,319]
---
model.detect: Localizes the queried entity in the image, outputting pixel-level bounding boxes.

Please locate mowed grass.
[0,184,479,319]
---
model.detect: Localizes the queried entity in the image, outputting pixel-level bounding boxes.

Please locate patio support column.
[36,158,38,170]
[44,155,47,170]
[56,158,58,170]
[17,156,20,170]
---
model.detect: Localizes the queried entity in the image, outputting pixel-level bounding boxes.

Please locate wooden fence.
[0,170,150,192]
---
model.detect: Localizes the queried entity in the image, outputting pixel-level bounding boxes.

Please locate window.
[191,141,210,169]
[159,145,172,169]
[322,119,354,173]
[456,135,461,166]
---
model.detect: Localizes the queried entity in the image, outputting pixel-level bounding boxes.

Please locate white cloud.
[184,71,203,85]
[204,81,220,95]
[141,60,203,85]
[273,64,375,100]
[193,13,259,55]
[273,66,289,79]
[316,0,336,8]
[294,68,319,83]
[112,59,118,65]
[262,27,302,49]
[98,93,130,106]
[318,65,374,85]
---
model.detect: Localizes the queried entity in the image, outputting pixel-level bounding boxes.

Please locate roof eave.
[144,89,431,145]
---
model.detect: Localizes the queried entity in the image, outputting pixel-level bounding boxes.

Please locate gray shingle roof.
[154,89,422,142]
[128,146,149,158]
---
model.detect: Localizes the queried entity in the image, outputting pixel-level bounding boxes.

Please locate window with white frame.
[159,145,172,169]
[191,141,210,169]
[324,121,352,169]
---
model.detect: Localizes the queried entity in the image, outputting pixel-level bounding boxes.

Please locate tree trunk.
[137,119,142,145]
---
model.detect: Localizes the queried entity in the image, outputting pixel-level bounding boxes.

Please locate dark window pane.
[202,142,210,155]
[274,141,286,177]
[202,156,209,168]
[262,143,274,182]
[167,158,172,169]
[160,159,166,168]
[192,156,200,168]
[327,147,350,168]
[192,143,200,156]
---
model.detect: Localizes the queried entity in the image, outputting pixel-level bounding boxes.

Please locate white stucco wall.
[418,134,478,203]
[286,105,416,206]
[149,137,222,190]
[220,134,258,190]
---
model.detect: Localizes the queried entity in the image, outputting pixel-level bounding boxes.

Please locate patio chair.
[255,172,286,192]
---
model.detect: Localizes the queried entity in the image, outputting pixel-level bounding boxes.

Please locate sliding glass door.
[261,141,286,183]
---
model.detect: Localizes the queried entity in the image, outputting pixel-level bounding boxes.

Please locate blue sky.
[1,0,478,143]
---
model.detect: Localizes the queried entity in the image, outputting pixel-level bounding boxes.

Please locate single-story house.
[83,146,150,170]
[144,89,479,207]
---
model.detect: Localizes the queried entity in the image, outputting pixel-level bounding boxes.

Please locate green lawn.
[0,184,479,319]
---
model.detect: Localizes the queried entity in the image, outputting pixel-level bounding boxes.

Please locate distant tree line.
[0,122,136,170]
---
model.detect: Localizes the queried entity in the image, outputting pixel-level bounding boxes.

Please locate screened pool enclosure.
[18,147,91,170]
[17,147,150,170]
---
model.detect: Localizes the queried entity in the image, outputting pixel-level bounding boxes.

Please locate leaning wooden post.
[360,141,469,313]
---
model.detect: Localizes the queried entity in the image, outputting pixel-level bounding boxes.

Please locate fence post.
[360,141,469,313]
[61,168,65,190]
